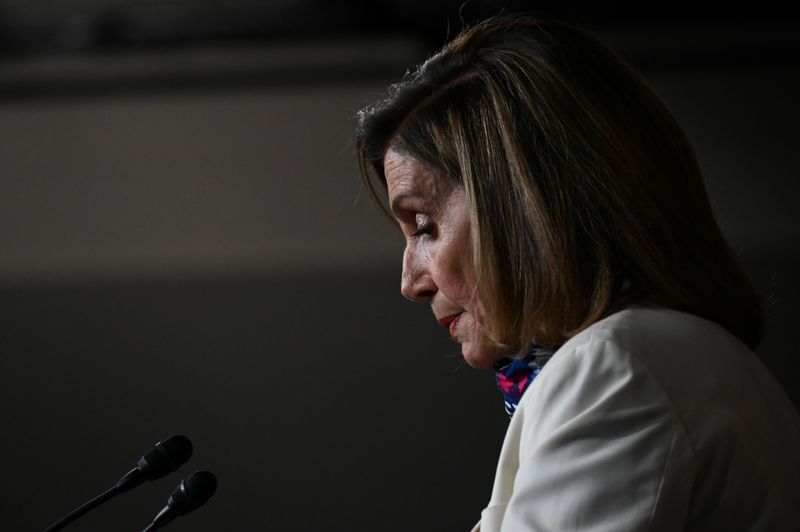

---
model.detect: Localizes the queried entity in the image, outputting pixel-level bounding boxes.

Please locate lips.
[437,313,463,337]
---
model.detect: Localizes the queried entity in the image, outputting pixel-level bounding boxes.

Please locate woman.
[356,15,800,531]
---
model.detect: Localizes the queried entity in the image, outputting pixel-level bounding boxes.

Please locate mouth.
[437,313,463,338]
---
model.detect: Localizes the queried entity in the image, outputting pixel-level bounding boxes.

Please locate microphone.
[45,435,193,531]
[141,470,217,531]
[116,434,194,493]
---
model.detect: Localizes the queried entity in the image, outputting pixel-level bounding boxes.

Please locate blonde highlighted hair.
[357,16,763,351]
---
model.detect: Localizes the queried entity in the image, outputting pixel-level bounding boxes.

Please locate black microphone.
[45,435,193,531]
[141,470,217,531]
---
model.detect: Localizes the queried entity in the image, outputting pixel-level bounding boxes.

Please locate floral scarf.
[494,344,555,417]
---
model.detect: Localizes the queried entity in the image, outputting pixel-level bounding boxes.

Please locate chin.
[461,342,504,370]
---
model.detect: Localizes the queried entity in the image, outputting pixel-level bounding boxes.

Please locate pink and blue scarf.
[494,345,555,417]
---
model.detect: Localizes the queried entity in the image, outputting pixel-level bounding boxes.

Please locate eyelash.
[412,223,434,238]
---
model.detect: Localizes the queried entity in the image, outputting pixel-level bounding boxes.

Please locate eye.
[412,224,434,237]
[411,214,434,238]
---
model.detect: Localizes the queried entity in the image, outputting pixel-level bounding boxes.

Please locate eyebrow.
[389,191,425,216]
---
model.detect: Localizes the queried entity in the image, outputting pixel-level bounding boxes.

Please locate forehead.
[384,147,453,209]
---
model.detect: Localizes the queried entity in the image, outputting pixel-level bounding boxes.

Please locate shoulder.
[517,305,758,447]
[555,305,739,362]
[531,305,750,406]
[495,307,699,529]
[506,305,800,528]
[517,306,691,448]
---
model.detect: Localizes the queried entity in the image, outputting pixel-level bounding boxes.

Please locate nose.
[400,245,436,302]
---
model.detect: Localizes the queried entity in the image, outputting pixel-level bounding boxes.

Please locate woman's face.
[384,147,506,369]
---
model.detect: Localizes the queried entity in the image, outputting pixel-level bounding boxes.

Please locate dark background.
[0,2,798,530]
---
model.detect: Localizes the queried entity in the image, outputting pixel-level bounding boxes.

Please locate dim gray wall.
[0,37,798,531]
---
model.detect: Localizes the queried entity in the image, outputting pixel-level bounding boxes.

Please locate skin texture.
[384,147,506,369]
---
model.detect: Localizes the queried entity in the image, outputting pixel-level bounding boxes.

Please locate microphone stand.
[44,435,192,531]
[44,467,142,531]
[44,485,119,531]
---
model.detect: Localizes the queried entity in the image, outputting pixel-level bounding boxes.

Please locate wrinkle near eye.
[390,193,426,221]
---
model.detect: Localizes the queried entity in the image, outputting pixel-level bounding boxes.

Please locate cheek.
[432,235,475,303]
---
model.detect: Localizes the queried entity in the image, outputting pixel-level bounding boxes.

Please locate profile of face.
[384,147,507,369]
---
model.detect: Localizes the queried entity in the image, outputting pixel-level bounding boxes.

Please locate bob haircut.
[356,15,763,351]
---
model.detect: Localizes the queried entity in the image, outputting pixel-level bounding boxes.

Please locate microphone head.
[138,435,193,481]
[168,471,217,515]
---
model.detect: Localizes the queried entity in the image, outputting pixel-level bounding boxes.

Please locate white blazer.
[472,306,800,531]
